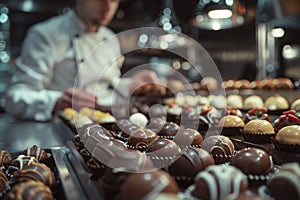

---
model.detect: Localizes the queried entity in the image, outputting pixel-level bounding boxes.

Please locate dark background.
[1,0,300,81]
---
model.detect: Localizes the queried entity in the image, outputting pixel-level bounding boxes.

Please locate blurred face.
[76,0,119,28]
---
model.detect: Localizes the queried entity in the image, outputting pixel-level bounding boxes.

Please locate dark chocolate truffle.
[146,117,166,133]
[266,162,300,200]
[127,128,158,151]
[117,170,180,200]
[273,110,300,133]
[230,147,274,176]
[165,147,214,189]
[244,107,271,124]
[173,128,203,148]
[157,122,180,139]
[146,139,181,169]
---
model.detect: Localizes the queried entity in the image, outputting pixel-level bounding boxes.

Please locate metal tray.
[66,141,105,200]
[51,147,88,200]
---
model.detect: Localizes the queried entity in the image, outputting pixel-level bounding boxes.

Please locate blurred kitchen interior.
[0,0,300,108]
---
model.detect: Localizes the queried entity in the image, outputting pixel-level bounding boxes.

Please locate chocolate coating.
[173,128,203,148]
[192,165,248,200]
[165,147,215,189]
[22,145,48,162]
[146,117,166,133]
[0,170,8,192]
[4,180,53,200]
[273,110,300,132]
[146,138,181,169]
[201,135,235,164]
[12,162,56,189]
[157,122,180,139]
[266,162,300,200]
[6,155,39,178]
[244,108,271,124]
[127,128,158,151]
[117,170,180,200]
[0,150,13,168]
[231,147,273,175]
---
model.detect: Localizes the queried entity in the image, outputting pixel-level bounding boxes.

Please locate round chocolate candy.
[118,170,180,200]
[191,165,248,200]
[230,147,273,176]
[127,128,158,152]
[165,147,215,189]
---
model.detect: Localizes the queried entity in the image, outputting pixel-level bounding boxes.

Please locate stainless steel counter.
[0,113,74,152]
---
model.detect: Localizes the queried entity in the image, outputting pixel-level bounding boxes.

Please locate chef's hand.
[52,88,97,116]
[129,69,160,91]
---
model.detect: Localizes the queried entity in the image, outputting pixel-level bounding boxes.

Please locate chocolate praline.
[11,162,56,189]
[165,147,215,189]
[6,155,39,178]
[173,128,203,148]
[191,165,248,200]
[146,138,181,169]
[201,135,235,164]
[146,117,166,133]
[266,162,300,200]
[230,147,273,176]
[127,128,158,152]
[117,170,180,200]
[273,110,300,132]
[22,145,48,162]
[0,170,8,194]
[157,122,180,139]
[0,150,13,168]
[4,180,53,200]
[244,107,271,124]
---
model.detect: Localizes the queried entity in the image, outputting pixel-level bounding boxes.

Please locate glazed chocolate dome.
[117,170,180,200]
[157,122,180,139]
[146,117,166,133]
[127,128,158,151]
[173,128,203,148]
[266,162,300,200]
[146,139,181,169]
[165,147,215,189]
[231,147,273,175]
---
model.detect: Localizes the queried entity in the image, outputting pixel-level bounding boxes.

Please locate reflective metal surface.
[0,114,74,152]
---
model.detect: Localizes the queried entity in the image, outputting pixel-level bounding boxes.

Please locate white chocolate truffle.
[130,113,148,127]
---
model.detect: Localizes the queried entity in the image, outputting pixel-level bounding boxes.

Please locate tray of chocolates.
[0,145,87,200]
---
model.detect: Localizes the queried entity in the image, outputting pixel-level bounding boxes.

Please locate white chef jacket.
[5,10,129,121]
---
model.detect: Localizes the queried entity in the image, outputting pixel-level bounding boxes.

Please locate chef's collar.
[69,9,103,37]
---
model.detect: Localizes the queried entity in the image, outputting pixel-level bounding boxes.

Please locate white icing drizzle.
[195,165,248,200]
[15,155,36,169]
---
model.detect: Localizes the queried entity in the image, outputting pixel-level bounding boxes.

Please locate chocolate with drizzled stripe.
[11,162,56,189]
[4,180,53,200]
[22,145,48,162]
[0,151,13,168]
